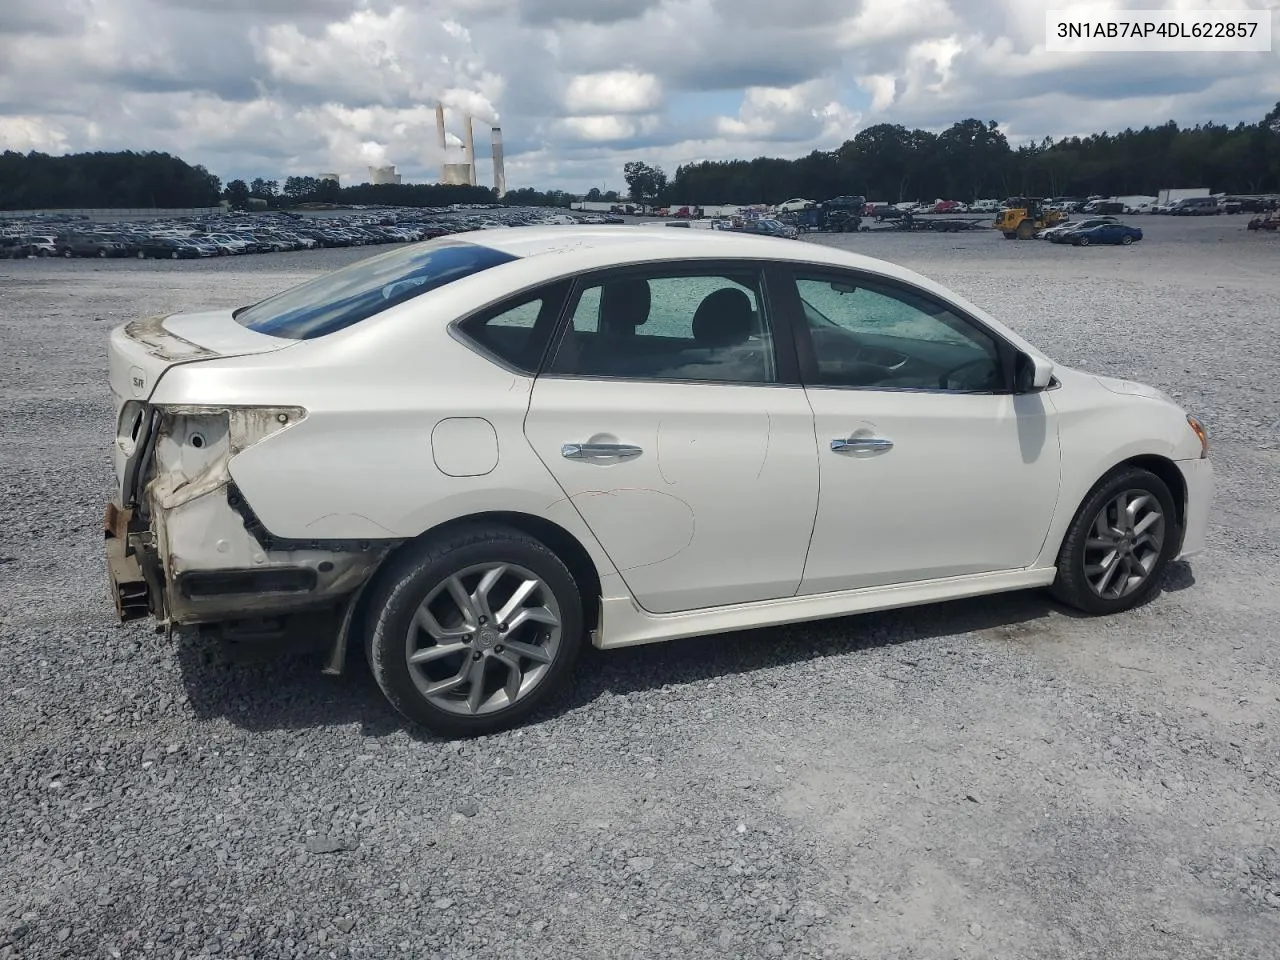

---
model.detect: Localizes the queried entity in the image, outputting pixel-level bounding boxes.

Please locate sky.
[0,0,1277,193]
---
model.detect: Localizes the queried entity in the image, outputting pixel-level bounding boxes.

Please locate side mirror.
[1015,352,1055,392]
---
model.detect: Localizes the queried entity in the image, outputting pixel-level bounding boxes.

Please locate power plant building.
[367,165,402,185]
[435,103,507,197]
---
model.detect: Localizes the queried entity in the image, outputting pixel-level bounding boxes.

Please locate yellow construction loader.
[994,198,1065,239]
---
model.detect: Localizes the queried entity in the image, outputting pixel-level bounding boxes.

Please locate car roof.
[466,225,895,274]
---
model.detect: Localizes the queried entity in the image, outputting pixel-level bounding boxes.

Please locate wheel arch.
[1050,453,1188,564]
[337,510,604,672]
[1116,453,1187,536]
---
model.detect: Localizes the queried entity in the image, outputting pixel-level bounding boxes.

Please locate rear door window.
[233,239,518,340]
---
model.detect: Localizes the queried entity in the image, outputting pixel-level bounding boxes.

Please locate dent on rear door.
[523,378,819,615]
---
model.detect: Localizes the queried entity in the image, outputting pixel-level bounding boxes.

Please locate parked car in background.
[58,235,130,258]
[104,227,1211,736]
[776,198,816,213]
[24,235,58,256]
[135,237,203,259]
[1168,197,1221,216]
[743,218,799,238]
[1084,200,1126,215]
[0,236,33,258]
[1065,222,1143,246]
[1042,217,1117,242]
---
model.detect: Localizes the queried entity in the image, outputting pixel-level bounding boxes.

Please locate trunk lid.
[108,309,292,408]
[108,310,295,499]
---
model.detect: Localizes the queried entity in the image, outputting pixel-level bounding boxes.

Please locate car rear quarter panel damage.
[142,286,623,624]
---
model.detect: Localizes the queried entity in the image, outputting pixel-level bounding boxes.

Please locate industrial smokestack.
[491,127,506,199]
[463,114,477,186]
[435,103,447,178]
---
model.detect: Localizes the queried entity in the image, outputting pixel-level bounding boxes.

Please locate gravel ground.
[2,215,1278,960]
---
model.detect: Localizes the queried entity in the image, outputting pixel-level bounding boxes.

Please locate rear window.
[233,239,518,340]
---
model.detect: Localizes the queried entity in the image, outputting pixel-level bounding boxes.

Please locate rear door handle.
[831,436,894,453]
[562,442,643,462]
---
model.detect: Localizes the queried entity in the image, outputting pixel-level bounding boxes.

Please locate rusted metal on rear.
[105,503,150,621]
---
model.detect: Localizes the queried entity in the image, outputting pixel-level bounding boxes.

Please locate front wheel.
[1121,235,1134,245]
[1050,466,1179,615]
[366,525,584,737]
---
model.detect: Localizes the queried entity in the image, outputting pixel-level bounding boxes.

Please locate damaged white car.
[106,227,1213,736]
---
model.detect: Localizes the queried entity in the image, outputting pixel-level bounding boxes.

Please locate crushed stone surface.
[1,214,1277,959]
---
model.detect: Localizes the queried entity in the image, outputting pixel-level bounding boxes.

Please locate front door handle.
[831,436,894,453]
[562,442,643,462]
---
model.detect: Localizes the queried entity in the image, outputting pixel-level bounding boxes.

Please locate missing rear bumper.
[105,503,151,622]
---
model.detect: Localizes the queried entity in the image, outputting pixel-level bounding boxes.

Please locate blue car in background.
[1065,222,1143,246]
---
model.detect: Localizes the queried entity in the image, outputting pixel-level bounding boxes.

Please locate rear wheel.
[1050,466,1178,615]
[366,525,584,737]
[1002,231,1016,240]
[1078,236,1090,246]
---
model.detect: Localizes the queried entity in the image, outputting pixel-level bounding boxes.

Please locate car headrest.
[692,288,754,348]
[599,278,651,336]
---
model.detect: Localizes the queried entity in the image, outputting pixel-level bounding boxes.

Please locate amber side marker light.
[1187,416,1209,458]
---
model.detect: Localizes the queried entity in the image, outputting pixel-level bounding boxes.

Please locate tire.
[97,249,108,258]
[1002,231,1016,240]
[1050,466,1179,615]
[171,251,179,259]
[1121,235,1134,245]
[1016,221,1034,240]
[137,250,146,259]
[63,250,72,258]
[1078,236,1090,246]
[366,524,585,737]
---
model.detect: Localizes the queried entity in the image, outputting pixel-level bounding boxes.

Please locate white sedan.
[105,227,1213,736]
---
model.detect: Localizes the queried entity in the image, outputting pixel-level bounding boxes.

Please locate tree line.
[640,106,1280,206]
[0,150,221,210]
[4,104,1278,211]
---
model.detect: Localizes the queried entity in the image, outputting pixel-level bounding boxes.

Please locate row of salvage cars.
[0,207,624,260]
[1036,216,1143,246]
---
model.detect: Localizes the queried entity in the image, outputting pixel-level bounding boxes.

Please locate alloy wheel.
[405,562,562,716]
[1083,489,1165,600]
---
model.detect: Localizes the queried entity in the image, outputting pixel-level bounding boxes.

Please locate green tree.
[623,161,668,204]
[249,178,279,199]
[223,179,251,210]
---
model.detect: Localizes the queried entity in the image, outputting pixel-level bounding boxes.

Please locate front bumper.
[1175,457,1213,559]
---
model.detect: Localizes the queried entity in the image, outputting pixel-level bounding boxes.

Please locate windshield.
[232,239,519,340]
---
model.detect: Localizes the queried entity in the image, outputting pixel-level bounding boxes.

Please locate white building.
[367,165,402,185]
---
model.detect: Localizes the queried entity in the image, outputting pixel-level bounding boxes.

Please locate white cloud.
[563,71,663,115]
[0,0,1274,193]
[715,80,860,142]
[0,116,71,153]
